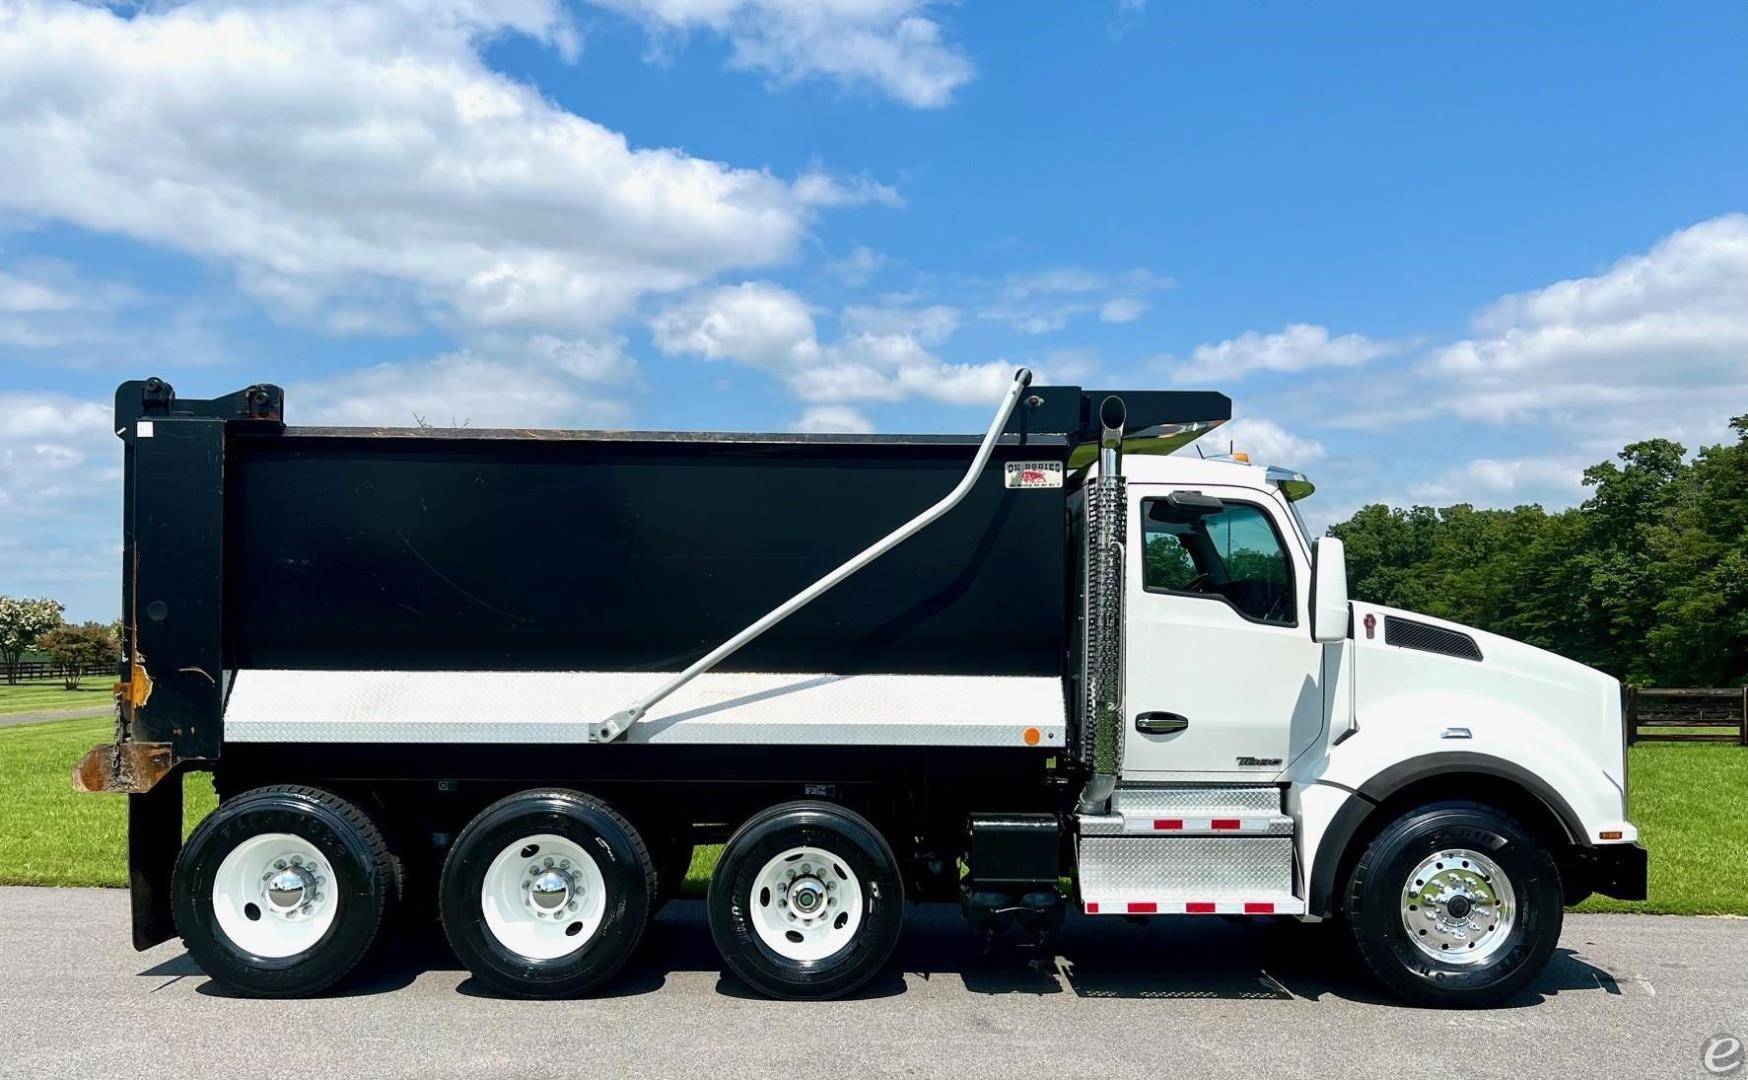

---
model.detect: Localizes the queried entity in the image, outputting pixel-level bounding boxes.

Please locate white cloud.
[791,405,874,434]
[291,344,634,429]
[792,171,904,209]
[841,302,959,344]
[1405,456,1588,507]
[979,266,1173,335]
[0,258,139,348]
[1099,296,1147,324]
[0,0,866,338]
[592,0,974,108]
[1168,323,1404,383]
[1196,417,1326,465]
[827,245,886,286]
[649,281,822,371]
[651,280,1010,405]
[1428,213,1748,431]
[0,393,120,603]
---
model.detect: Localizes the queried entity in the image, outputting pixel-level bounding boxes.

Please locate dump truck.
[76,369,1646,1005]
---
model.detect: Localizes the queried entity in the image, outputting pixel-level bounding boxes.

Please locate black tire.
[652,840,695,913]
[172,785,395,998]
[707,801,904,1000]
[439,789,654,998]
[1343,800,1563,1007]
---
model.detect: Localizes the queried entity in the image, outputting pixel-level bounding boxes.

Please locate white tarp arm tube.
[593,367,1035,742]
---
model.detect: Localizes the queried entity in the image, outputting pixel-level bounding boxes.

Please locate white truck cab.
[1072,447,1642,1003]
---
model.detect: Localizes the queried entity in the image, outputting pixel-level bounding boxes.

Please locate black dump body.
[105,376,1228,768]
[229,430,1069,678]
[92,376,1227,948]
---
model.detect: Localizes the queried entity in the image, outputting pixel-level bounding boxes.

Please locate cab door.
[1121,485,1327,780]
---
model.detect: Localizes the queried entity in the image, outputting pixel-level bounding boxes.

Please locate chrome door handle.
[1135,712,1189,735]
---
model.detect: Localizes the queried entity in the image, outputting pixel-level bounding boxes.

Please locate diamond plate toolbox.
[1077,836,1294,899]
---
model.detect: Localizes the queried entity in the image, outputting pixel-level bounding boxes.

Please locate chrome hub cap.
[265,865,316,914]
[212,833,337,958]
[481,834,607,961]
[529,869,572,912]
[1400,848,1516,965]
[750,846,864,963]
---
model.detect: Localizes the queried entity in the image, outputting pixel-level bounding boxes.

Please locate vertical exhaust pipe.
[1098,395,1127,478]
[1078,395,1128,813]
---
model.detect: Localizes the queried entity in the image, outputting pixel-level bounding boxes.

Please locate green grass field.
[1,716,1740,913]
[0,678,116,716]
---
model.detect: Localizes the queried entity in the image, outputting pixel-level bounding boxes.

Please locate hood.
[1350,601,1626,790]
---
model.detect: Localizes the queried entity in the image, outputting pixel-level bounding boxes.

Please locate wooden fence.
[1626,687,1748,745]
[5,660,117,682]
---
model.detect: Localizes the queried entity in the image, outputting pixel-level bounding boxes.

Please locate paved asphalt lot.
[2,887,1743,1080]
[0,706,109,729]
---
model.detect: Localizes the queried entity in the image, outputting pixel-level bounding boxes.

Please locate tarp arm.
[593,367,1035,742]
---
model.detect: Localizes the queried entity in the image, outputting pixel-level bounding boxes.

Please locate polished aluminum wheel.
[1400,848,1516,965]
[211,832,336,959]
[480,834,608,961]
[748,845,863,963]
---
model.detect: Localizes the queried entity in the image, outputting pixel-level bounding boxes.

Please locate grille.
[1383,615,1483,662]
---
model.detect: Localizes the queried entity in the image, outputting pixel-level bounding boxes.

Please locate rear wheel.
[707,801,903,1000]
[173,785,395,997]
[439,789,654,998]
[1344,800,1562,1007]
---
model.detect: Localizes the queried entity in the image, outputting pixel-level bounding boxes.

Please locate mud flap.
[129,772,183,951]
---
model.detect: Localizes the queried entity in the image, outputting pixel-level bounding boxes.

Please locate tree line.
[1330,415,1748,688]
[0,597,120,689]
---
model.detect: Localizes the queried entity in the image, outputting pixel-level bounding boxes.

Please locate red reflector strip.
[1185,901,1216,914]
[1127,902,1158,914]
[1244,902,1275,914]
[1211,818,1241,831]
[1153,818,1184,831]
[1085,902,1099,914]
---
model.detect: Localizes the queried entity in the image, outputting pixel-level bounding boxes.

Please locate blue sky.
[3,0,1746,622]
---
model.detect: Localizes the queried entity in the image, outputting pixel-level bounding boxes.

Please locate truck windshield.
[1142,500,1296,626]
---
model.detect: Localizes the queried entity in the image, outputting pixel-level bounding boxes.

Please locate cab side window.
[1142,499,1296,626]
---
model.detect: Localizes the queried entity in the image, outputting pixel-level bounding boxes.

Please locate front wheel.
[707,801,904,1000]
[1343,800,1563,1007]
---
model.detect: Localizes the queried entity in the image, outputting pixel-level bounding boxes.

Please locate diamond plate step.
[1110,785,1283,815]
[1076,834,1297,916]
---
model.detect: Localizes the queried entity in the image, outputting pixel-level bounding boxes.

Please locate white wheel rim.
[212,832,338,959]
[748,845,864,963]
[480,834,608,961]
[1401,848,1518,965]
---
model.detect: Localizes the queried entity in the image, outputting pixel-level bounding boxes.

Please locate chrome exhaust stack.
[1077,395,1128,814]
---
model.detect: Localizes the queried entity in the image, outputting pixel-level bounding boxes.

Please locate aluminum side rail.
[592,367,1035,742]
